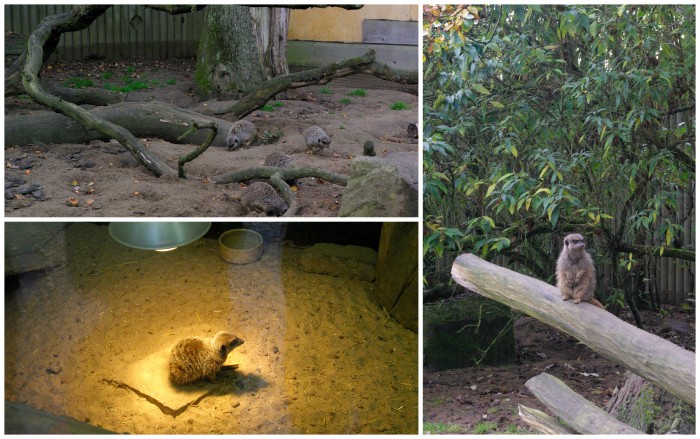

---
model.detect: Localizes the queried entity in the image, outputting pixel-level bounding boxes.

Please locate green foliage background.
[423,5,695,303]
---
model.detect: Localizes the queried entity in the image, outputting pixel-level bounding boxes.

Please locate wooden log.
[451,254,696,407]
[517,404,577,435]
[525,373,643,434]
[5,102,236,147]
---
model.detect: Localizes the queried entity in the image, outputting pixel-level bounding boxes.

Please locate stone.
[295,243,377,281]
[339,155,418,217]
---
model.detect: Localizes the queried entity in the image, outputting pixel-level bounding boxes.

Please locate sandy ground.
[423,297,695,434]
[5,223,418,434]
[4,59,418,217]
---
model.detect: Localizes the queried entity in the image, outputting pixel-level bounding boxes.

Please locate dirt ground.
[5,223,418,434]
[423,296,695,434]
[4,59,418,217]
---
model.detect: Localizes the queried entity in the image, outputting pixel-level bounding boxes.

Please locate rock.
[339,155,418,217]
[373,223,418,333]
[296,243,377,281]
[46,361,62,374]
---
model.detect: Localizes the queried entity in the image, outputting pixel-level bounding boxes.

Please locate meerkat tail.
[586,298,606,309]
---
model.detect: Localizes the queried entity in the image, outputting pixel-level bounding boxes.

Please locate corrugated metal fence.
[5,5,205,60]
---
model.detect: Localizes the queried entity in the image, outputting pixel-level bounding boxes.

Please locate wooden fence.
[5,5,206,60]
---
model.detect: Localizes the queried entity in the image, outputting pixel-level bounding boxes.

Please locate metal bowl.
[219,229,263,264]
[109,222,211,250]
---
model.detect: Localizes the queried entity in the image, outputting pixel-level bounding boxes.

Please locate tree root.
[212,166,348,186]
[214,166,348,217]
[177,122,217,178]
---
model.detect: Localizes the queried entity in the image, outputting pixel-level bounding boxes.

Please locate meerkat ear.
[220,344,228,355]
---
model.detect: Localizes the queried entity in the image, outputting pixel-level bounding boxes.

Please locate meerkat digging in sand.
[226,120,257,151]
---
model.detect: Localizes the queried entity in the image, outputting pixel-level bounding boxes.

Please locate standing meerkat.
[556,233,605,309]
[226,120,257,151]
[300,126,331,155]
[169,331,244,385]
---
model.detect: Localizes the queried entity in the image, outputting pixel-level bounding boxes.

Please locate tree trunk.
[194,5,290,99]
[605,372,695,434]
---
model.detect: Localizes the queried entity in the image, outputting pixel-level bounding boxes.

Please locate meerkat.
[169,331,244,385]
[226,120,257,151]
[363,140,376,156]
[407,123,419,139]
[241,181,288,216]
[556,233,605,309]
[264,151,292,168]
[299,126,331,155]
[264,151,297,186]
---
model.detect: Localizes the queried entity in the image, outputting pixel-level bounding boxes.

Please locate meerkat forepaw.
[573,298,582,304]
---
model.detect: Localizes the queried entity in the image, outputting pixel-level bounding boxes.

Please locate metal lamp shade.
[109,222,211,250]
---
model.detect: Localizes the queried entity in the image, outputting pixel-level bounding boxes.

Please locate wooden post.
[451,253,695,407]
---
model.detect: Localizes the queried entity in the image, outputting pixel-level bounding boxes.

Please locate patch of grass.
[472,422,498,434]
[424,422,463,434]
[425,396,453,406]
[125,66,136,74]
[101,72,113,80]
[166,79,177,85]
[260,101,284,112]
[64,76,94,89]
[487,407,499,414]
[150,80,161,86]
[17,94,31,101]
[319,86,332,94]
[347,88,366,97]
[339,97,351,104]
[504,424,524,434]
[103,76,150,93]
[390,100,410,110]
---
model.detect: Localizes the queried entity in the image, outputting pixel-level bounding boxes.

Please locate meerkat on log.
[556,233,605,309]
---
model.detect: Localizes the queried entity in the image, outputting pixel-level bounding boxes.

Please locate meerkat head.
[320,135,331,147]
[212,331,244,357]
[227,137,240,151]
[564,233,586,253]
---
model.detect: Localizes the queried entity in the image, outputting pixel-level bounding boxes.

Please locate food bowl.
[219,229,263,264]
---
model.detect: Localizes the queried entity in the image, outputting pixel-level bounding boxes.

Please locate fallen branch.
[21,7,176,176]
[525,373,643,434]
[269,174,301,216]
[214,50,378,117]
[177,122,217,178]
[517,405,576,435]
[212,166,348,186]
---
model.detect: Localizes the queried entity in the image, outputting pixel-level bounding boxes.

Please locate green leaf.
[485,183,497,197]
[490,100,505,109]
[472,84,491,95]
